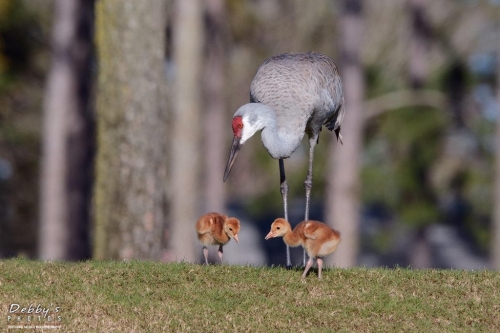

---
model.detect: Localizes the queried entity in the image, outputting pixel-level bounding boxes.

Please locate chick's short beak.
[265,231,275,240]
[233,234,239,244]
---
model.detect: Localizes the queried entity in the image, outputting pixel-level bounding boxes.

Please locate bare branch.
[364,89,448,120]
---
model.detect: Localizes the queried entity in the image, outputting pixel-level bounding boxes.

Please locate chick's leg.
[218,245,224,264]
[302,256,314,279]
[317,258,324,279]
[202,246,209,265]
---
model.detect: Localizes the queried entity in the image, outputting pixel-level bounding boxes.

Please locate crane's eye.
[237,124,243,129]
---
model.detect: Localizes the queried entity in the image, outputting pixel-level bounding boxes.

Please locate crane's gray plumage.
[251,52,344,145]
[223,52,344,268]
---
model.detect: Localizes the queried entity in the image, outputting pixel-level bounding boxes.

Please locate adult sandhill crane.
[223,52,344,268]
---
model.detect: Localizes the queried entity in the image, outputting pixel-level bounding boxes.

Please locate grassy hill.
[1,259,499,332]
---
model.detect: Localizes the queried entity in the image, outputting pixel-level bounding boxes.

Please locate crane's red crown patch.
[232,116,243,138]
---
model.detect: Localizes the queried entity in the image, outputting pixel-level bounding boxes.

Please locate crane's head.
[223,104,267,181]
[223,116,244,182]
[265,218,291,240]
[224,217,240,244]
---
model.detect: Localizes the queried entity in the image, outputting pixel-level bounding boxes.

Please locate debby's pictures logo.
[6,303,62,330]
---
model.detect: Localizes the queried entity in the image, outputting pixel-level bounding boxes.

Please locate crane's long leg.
[279,159,292,268]
[303,137,318,266]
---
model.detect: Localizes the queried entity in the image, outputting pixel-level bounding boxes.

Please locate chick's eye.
[229,228,233,231]
[276,227,281,230]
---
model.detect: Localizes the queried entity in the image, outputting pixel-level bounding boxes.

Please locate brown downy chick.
[196,212,240,265]
[265,218,340,279]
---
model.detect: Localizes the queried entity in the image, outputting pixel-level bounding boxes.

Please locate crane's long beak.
[223,136,242,182]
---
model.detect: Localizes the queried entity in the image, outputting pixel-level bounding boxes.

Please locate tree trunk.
[492,24,500,270]
[169,0,204,262]
[39,0,94,260]
[93,0,168,260]
[326,0,365,268]
[202,0,227,214]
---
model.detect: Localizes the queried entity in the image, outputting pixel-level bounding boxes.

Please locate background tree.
[39,0,94,261]
[202,0,228,214]
[326,0,365,268]
[169,0,204,262]
[0,0,42,258]
[93,0,168,260]
[493,11,500,269]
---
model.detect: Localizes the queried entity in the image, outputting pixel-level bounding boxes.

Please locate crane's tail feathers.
[324,104,343,130]
[334,128,343,144]
[324,118,336,131]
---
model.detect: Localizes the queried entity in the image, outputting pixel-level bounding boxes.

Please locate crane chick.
[265,218,340,279]
[195,212,240,265]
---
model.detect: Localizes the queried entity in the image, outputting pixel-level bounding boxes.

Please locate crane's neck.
[240,103,302,159]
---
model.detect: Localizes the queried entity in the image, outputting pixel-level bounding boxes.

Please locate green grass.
[1,259,499,332]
